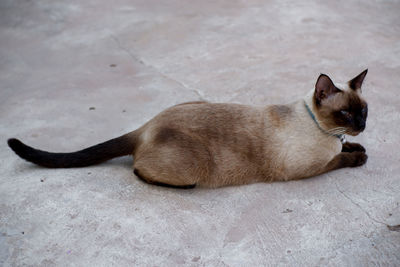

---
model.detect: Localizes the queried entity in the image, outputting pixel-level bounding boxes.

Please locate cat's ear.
[314,74,341,106]
[349,69,368,91]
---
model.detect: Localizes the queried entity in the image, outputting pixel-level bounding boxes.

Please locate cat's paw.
[342,142,366,153]
[351,152,368,167]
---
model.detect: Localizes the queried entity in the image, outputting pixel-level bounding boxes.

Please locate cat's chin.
[346,130,363,136]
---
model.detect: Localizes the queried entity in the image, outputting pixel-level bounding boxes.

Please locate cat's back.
[152,101,265,131]
[138,101,268,154]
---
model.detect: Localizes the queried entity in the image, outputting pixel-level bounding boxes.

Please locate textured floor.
[1,0,400,266]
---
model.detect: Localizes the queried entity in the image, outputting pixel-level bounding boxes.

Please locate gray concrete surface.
[1,0,400,266]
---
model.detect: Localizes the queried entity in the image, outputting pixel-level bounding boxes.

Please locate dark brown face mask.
[312,69,368,137]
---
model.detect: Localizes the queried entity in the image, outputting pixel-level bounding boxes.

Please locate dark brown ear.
[314,74,341,106]
[349,69,368,90]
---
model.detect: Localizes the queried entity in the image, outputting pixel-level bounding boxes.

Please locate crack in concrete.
[334,181,389,227]
[110,35,205,101]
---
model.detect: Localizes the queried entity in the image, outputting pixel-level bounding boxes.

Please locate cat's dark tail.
[7,132,138,168]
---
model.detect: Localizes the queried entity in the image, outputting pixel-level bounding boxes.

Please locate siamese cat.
[8,70,369,188]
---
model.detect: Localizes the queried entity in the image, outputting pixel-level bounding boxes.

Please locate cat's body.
[133,100,341,187]
[8,70,369,188]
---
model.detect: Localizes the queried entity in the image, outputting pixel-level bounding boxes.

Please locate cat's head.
[313,69,368,136]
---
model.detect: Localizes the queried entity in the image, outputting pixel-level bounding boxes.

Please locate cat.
[8,70,369,188]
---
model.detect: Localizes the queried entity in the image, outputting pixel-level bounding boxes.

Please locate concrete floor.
[1,0,400,266]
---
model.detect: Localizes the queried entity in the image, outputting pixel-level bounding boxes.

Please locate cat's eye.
[362,107,368,115]
[340,110,350,116]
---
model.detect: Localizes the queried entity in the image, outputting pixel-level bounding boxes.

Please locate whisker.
[327,129,346,134]
[328,127,346,130]
[328,130,347,136]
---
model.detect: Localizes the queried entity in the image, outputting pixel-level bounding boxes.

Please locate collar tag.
[339,135,346,144]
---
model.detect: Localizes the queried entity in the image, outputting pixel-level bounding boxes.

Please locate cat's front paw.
[342,142,366,153]
[350,151,368,167]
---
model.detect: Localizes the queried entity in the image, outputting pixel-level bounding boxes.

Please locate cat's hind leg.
[134,169,196,189]
[133,128,211,189]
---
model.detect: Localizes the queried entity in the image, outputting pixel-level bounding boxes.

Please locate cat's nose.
[357,121,366,131]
